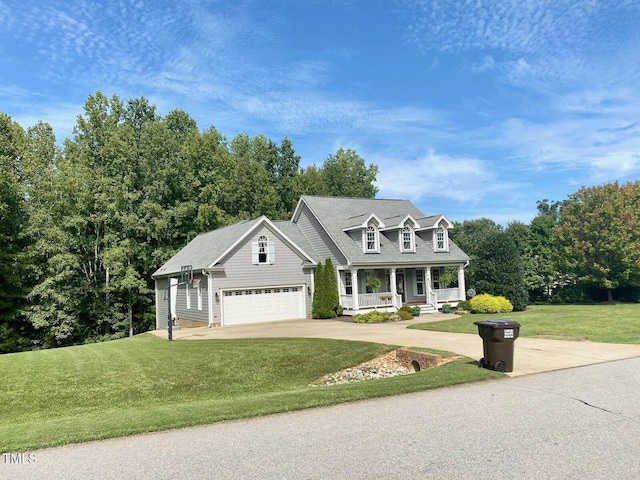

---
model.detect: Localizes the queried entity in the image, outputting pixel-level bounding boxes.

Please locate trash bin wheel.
[478,358,484,368]
[494,361,506,372]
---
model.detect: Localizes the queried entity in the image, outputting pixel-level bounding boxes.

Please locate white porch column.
[426,267,432,304]
[389,267,397,309]
[457,265,466,301]
[351,268,359,311]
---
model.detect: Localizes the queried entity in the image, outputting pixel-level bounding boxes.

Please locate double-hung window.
[401,224,415,252]
[415,269,425,296]
[435,226,448,251]
[365,224,379,252]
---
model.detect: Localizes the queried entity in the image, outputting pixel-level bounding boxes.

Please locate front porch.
[338,265,466,315]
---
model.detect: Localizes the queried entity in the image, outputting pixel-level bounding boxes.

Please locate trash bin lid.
[473,319,520,328]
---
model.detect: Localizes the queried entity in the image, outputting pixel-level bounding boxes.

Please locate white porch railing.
[427,288,438,309]
[435,288,463,303]
[340,289,462,312]
[340,292,401,311]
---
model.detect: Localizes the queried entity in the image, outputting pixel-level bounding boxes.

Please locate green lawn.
[410,304,640,343]
[0,334,502,452]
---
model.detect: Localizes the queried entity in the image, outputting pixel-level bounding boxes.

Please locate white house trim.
[207,216,316,269]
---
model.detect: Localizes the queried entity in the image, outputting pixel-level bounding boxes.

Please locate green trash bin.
[474,319,520,372]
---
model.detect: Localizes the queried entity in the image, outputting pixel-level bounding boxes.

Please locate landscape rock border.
[309,349,461,386]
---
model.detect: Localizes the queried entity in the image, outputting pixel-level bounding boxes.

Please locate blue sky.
[2,0,640,225]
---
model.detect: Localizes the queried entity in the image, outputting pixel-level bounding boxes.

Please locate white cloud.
[375,150,509,204]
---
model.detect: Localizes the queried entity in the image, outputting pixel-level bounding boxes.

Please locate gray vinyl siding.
[384,230,400,249]
[210,225,314,320]
[177,274,209,324]
[404,269,421,303]
[295,205,348,267]
[347,231,362,250]
[156,274,209,327]
[155,277,168,329]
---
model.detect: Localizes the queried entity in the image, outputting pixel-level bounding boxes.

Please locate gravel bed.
[309,351,414,386]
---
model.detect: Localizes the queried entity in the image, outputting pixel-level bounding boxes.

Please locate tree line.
[452,180,640,310]
[2,91,639,352]
[0,92,378,352]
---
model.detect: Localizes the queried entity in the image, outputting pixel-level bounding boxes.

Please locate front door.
[396,273,406,303]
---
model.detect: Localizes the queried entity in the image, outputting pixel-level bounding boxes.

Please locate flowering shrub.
[495,296,514,313]
[470,294,513,314]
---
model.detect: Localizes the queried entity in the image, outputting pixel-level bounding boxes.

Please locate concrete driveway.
[152,313,640,377]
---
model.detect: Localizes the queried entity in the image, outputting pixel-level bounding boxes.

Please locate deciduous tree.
[554,181,640,302]
[322,148,378,198]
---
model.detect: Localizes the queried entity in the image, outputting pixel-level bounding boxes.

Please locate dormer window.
[435,226,448,252]
[401,224,415,252]
[365,224,379,253]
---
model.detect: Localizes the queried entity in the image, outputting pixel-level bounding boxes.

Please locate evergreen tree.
[323,258,339,317]
[473,231,528,311]
[312,261,325,318]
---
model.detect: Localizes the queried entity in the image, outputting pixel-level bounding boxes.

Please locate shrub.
[496,296,514,313]
[353,311,394,323]
[399,306,413,315]
[324,258,339,315]
[312,258,341,319]
[397,310,413,321]
[456,300,472,312]
[470,293,513,314]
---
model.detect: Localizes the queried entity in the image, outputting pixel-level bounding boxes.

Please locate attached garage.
[221,286,306,326]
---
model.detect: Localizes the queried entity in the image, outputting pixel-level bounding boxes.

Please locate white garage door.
[222,286,305,326]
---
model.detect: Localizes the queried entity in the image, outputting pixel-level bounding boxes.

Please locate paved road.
[3,358,640,479]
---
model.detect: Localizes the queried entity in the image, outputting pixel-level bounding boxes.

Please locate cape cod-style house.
[152,196,470,329]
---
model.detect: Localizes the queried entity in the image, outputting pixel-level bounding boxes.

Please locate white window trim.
[252,236,276,264]
[364,223,380,253]
[186,283,191,310]
[434,226,449,252]
[197,281,202,311]
[401,224,415,252]
[414,269,425,296]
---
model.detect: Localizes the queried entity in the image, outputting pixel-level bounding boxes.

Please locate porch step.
[419,304,437,314]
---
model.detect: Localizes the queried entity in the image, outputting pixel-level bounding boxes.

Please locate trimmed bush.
[456,300,472,312]
[470,293,513,314]
[312,260,337,319]
[353,311,400,323]
[324,258,339,316]
[312,258,343,319]
[496,296,514,313]
[399,306,413,315]
[397,310,413,320]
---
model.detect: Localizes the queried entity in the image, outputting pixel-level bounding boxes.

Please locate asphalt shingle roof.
[154,196,470,277]
[297,196,469,265]
[152,219,259,277]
